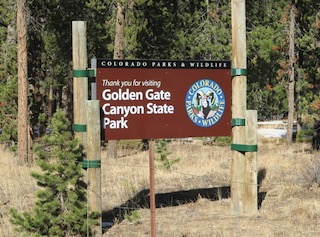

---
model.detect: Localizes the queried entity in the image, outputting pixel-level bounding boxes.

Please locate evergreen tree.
[295,0,320,116]
[85,0,113,59]
[156,139,180,170]
[0,0,18,144]
[246,0,320,123]
[246,0,288,119]
[27,0,92,130]
[130,0,231,60]
[179,0,231,60]
[10,109,98,236]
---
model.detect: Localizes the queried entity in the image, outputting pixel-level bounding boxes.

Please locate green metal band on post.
[73,124,87,132]
[231,118,246,126]
[231,68,247,77]
[231,144,258,152]
[82,160,101,169]
[72,69,95,77]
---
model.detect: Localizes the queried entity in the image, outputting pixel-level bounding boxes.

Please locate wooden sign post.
[86,100,102,236]
[231,0,258,215]
[231,0,247,215]
[72,21,88,144]
[72,21,102,236]
[245,110,258,214]
[94,59,231,236]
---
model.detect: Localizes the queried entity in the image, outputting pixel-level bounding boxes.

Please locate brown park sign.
[95,59,231,140]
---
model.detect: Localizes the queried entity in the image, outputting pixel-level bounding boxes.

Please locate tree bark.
[48,77,54,119]
[287,4,295,145]
[108,1,125,159]
[113,1,125,59]
[17,0,30,164]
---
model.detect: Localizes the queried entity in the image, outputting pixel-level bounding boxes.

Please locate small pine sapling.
[10,109,98,236]
[155,139,180,170]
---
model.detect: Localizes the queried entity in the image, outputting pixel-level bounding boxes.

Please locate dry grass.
[0,144,38,237]
[1,140,320,237]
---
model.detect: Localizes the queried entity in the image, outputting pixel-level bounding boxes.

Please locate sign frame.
[93,59,231,140]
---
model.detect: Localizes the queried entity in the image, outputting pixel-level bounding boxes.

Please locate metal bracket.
[73,124,87,132]
[231,118,246,126]
[231,68,247,76]
[231,144,258,152]
[82,160,101,169]
[72,69,95,77]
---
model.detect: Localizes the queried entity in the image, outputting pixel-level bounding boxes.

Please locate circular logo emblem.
[185,79,226,127]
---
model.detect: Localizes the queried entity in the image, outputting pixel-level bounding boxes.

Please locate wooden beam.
[86,100,102,236]
[231,0,247,214]
[72,21,88,145]
[244,110,258,214]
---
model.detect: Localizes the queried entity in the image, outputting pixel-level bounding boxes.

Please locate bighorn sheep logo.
[185,79,226,127]
[194,90,216,119]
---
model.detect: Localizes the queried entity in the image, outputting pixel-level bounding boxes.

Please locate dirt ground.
[101,141,320,237]
[1,140,320,237]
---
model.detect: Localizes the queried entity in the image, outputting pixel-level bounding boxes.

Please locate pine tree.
[155,139,179,170]
[10,109,98,236]
[246,0,288,119]
[295,0,320,116]
[0,0,17,145]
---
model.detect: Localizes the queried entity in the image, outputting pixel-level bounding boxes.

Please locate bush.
[215,136,231,146]
[295,129,313,143]
[124,210,141,224]
[117,139,144,150]
[298,156,320,188]
[156,139,180,170]
[10,109,98,236]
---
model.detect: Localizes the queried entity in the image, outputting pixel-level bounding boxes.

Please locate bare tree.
[108,1,125,159]
[287,4,296,145]
[113,1,125,59]
[17,0,30,164]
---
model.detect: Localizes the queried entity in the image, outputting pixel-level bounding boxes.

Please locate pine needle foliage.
[10,109,98,237]
[156,139,180,171]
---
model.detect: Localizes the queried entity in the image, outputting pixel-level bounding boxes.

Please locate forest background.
[0,0,319,149]
[0,1,320,236]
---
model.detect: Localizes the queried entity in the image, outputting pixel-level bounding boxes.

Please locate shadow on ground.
[102,183,267,231]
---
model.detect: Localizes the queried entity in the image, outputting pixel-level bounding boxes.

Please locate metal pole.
[149,140,156,237]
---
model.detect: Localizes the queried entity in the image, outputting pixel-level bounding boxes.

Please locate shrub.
[124,210,141,224]
[215,136,231,146]
[10,109,98,236]
[295,129,313,143]
[298,156,320,188]
[156,139,180,170]
[117,139,144,150]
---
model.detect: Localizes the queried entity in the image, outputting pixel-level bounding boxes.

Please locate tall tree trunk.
[108,1,125,159]
[17,0,30,164]
[114,1,125,59]
[287,4,295,145]
[48,77,54,119]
